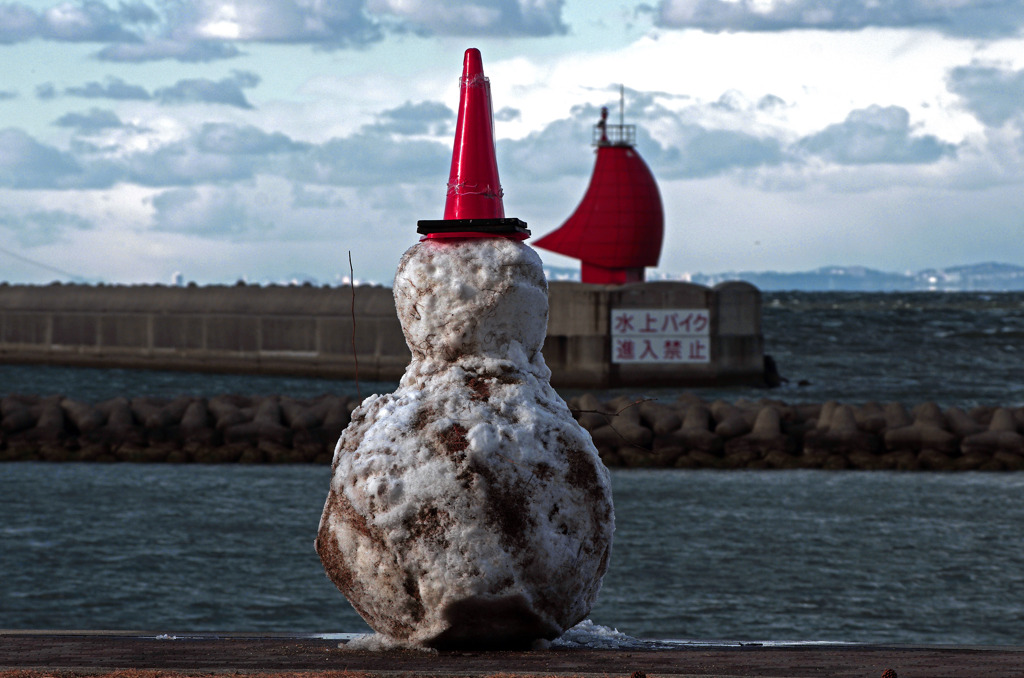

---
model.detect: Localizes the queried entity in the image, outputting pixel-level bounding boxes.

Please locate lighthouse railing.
[594,123,636,147]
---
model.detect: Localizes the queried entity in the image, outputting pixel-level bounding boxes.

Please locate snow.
[316,237,614,649]
[341,620,644,652]
[393,238,551,365]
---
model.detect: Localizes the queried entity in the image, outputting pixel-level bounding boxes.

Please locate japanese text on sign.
[610,308,710,364]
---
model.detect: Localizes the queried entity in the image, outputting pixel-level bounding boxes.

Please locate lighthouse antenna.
[619,84,624,126]
[590,85,636,147]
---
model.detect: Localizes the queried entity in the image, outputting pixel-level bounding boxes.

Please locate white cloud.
[367,0,567,36]
[43,72,260,110]
[290,132,450,186]
[648,172,1024,275]
[0,61,995,198]
[0,110,452,191]
[0,2,39,43]
[665,125,785,175]
[656,0,1024,38]
[290,183,348,208]
[150,185,272,239]
[123,137,260,186]
[0,207,94,247]
[797,105,957,165]
[65,76,151,100]
[193,122,305,155]
[371,100,455,136]
[95,37,242,62]
[41,0,143,41]
[153,70,261,108]
[0,128,85,188]
[3,0,1024,285]
[947,61,1024,128]
[0,0,156,44]
[35,82,57,99]
[53,108,127,132]
[2,0,571,64]
[501,92,954,184]
[173,0,381,45]
[499,116,593,180]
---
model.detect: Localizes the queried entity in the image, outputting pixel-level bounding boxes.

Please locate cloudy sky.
[1,0,1023,285]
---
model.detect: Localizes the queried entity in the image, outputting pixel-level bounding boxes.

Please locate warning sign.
[610,308,711,364]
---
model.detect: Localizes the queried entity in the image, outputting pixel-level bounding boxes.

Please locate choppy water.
[3,292,1024,643]
[756,291,1024,408]
[3,464,1024,643]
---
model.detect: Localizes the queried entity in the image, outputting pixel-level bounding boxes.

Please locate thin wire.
[0,243,87,281]
[619,83,625,126]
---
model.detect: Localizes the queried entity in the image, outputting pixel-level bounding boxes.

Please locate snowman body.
[316,237,614,649]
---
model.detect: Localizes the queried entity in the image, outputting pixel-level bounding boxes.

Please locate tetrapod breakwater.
[571,394,1024,471]
[2,391,1024,469]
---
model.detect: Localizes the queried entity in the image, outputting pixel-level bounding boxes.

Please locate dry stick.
[570,397,653,417]
[570,398,657,452]
[349,251,361,402]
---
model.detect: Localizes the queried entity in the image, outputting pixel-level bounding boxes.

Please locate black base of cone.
[417,218,529,236]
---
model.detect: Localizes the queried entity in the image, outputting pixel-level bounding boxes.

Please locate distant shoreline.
[556,261,1024,292]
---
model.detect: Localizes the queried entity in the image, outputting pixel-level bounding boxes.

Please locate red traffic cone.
[418,48,529,240]
[445,47,503,220]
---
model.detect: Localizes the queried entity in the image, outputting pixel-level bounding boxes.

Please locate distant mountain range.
[248,262,1024,291]
[544,262,1024,292]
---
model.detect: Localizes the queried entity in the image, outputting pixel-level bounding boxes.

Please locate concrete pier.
[0,280,764,388]
[1,630,1022,677]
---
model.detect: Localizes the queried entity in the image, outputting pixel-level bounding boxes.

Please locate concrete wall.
[543,280,763,387]
[0,283,408,381]
[0,280,763,387]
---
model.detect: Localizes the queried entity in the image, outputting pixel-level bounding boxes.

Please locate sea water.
[3,463,1024,644]
[2,292,1024,643]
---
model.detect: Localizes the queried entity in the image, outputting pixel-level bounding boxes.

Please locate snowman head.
[393,238,548,362]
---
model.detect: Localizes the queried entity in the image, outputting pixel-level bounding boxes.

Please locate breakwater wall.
[0,280,764,388]
[0,283,407,382]
[3,392,1023,470]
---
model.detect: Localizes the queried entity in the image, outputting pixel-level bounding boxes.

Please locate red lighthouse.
[534,104,664,284]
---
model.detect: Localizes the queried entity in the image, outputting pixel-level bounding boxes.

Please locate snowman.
[316,48,614,650]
